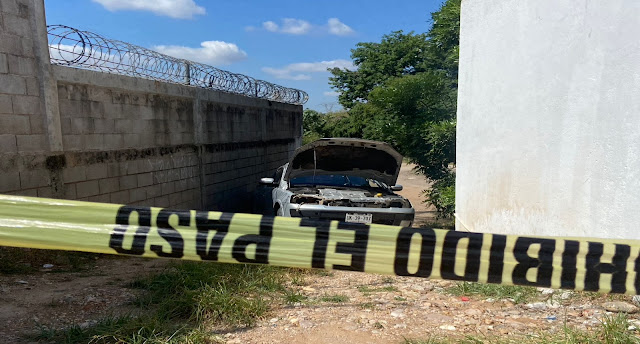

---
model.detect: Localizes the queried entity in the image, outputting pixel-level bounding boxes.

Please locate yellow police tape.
[1,194,640,295]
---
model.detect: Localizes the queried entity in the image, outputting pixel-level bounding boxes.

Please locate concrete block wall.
[0,0,303,212]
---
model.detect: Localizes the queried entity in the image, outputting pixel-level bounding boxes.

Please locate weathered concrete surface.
[0,0,302,212]
[456,0,640,239]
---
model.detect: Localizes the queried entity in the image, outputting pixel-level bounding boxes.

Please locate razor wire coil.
[47,25,308,105]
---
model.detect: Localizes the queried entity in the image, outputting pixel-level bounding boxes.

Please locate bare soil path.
[394,163,437,226]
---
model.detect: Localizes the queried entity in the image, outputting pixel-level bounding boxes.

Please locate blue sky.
[44,0,445,111]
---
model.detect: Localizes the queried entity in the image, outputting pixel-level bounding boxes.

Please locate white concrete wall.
[456,0,640,239]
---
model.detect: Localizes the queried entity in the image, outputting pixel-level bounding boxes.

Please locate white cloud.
[260,18,311,35]
[262,21,279,32]
[92,0,206,19]
[262,60,355,80]
[255,18,353,36]
[327,18,354,36]
[323,91,340,97]
[153,41,247,65]
[280,18,312,35]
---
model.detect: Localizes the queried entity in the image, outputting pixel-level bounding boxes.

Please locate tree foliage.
[328,31,430,109]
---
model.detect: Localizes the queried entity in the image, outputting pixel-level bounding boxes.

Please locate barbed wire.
[47,25,308,105]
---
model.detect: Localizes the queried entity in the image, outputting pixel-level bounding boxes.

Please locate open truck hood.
[284,138,403,186]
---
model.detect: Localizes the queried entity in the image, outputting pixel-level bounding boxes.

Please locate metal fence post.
[184,62,191,85]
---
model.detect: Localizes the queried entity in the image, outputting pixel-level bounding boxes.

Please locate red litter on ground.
[461,297,470,302]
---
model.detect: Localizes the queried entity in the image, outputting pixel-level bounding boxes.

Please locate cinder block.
[161,181,175,195]
[153,170,168,184]
[119,175,137,190]
[16,134,46,152]
[70,118,93,134]
[175,179,188,192]
[110,190,129,204]
[0,73,26,94]
[0,94,11,113]
[88,194,110,203]
[89,101,105,118]
[25,77,38,96]
[129,188,146,202]
[11,95,41,115]
[103,134,124,150]
[0,114,29,134]
[28,114,44,134]
[114,119,133,133]
[7,55,35,76]
[62,135,82,151]
[0,171,20,192]
[122,134,141,148]
[67,84,88,101]
[84,134,104,150]
[0,0,29,17]
[167,169,180,181]
[57,99,83,118]
[150,157,172,171]
[144,184,161,198]
[98,177,119,194]
[62,166,86,183]
[0,33,30,56]
[137,172,153,187]
[106,163,120,178]
[93,119,114,133]
[37,186,53,198]
[76,180,100,198]
[0,53,7,74]
[19,169,50,189]
[63,183,76,199]
[154,195,170,208]
[120,160,138,175]
[86,163,108,180]
[0,134,17,153]
[16,188,37,197]
[3,14,31,38]
[102,102,126,119]
[135,159,153,174]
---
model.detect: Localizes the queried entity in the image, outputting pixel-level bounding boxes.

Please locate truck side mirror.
[259,177,276,185]
[390,184,403,191]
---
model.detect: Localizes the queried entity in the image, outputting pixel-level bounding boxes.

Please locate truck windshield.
[289,174,384,188]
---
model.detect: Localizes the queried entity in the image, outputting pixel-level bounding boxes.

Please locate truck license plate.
[345,213,373,224]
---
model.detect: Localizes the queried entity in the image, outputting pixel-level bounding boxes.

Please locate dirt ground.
[394,163,438,226]
[0,258,167,343]
[1,164,638,343]
[221,271,639,344]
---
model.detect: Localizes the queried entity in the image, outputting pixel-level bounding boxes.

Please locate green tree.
[368,72,457,181]
[328,31,429,109]
[425,0,461,79]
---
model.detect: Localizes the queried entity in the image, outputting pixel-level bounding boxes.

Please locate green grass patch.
[319,294,349,303]
[445,282,537,304]
[358,285,398,294]
[360,302,376,309]
[283,290,309,304]
[382,276,396,283]
[403,314,640,344]
[33,261,289,343]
